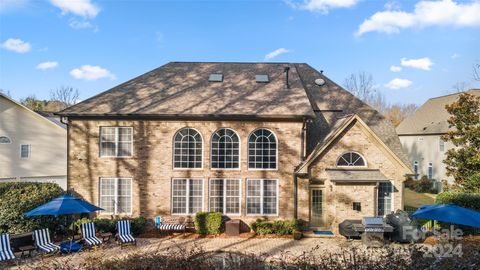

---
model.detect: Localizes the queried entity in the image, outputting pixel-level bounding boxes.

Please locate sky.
[0,0,479,106]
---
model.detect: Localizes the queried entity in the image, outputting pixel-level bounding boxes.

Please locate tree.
[383,103,418,127]
[19,95,47,111]
[50,86,79,110]
[451,81,469,93]
[0,89,11,97]
[442,93,480,192]
[474,62,480,82]
[344,71,377,102]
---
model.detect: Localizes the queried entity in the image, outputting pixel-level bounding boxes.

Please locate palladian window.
[248,129,277,170]
[336,152,366,167]
[173,128,203,169]
[211,128,240,169]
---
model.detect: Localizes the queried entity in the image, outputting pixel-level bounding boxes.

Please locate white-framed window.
[209,179,241,215]
[173,128,203,169]
[413,161,419,180]
[100,127,133,157]
[99,177,132,214]
[20,144,30,159]
[248,128,277,170]
[336,152,366,167]
[246,179,278,215]
[439,138,445,152]
[171,178,203,215]
[428,162,433,179]
[211,128,240,169]
[0,136,11,144]
[377,182,393,216]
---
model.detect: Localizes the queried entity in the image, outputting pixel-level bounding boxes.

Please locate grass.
[404,188,437,208]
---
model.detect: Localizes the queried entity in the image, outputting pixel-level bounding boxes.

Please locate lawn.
[404,188,437,208]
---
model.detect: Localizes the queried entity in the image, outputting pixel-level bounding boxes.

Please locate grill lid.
[363,217,384,226]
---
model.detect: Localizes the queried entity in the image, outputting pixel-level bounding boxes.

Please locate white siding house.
[0,94,67,189]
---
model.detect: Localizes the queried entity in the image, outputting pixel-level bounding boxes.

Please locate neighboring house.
[0,94,67,189]
[396,89,480,190]
[58,62,411,232]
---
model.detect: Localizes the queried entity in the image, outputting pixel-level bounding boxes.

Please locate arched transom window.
[0,136,11,144]
[173,128,203,168]
[248,129,277,169]
[336,152,366,167]
[211,128,240,169]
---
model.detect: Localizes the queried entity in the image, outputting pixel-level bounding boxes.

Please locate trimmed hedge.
[251,219,305,235]
[0,182,64,234]
[435,192,480,211]
[195,212,222,234]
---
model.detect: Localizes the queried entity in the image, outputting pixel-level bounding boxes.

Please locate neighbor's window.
[99,177,132,214]
[173,128,203,168]
[20,144,30,159]
[171,178,203,214]
[413,161,419,180]
[428,163,433,180]
[211,128,240,169]
[439,138,445,152]
[209,179,241,215]
[100,127,133,157]
[336,152,366,167]
[248,128,277,170]
[0,136,11,144]
[246,179,278,215]
[377,182,393,216]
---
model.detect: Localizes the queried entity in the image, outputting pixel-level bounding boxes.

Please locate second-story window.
[20,144,30,159]
[248,128,277,170]
[428,162,433,180]
[100,127,133,157]
[173,128,203,169]
[413,161,419,180]
[211,128,240,169]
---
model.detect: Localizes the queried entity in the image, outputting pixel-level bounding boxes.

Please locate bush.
[405,176,437,193]
[130,216,148,236]
[195,212,222,234]
[251,219,304,235]
[69,217,92,233]
[93,218,116,234]
[0,182,64,234]
[435,192,480,211]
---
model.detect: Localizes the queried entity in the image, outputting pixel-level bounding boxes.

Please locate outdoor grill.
[361,217,393,246]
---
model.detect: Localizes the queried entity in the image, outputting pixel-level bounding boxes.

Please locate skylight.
[209,73,223,82]
[255,74,269,83]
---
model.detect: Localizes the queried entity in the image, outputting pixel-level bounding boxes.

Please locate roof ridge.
[428,89,480,101]
[170,61,306,65]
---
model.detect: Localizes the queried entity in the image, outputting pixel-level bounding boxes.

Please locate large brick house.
[59,62,411,232]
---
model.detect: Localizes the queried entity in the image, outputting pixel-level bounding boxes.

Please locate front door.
[310,188,324,227]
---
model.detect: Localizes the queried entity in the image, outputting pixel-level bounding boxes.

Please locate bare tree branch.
[0,88,11,97]
[451,81,469,93]
[343,71,377,102]
[474,63,480,82]
[50,86,79,110]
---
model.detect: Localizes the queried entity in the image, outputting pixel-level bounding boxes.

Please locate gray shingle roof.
[325,168,390,182]
[396,89,480,135]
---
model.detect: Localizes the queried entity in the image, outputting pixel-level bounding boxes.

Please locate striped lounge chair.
[154,216,186,233]
[117,220,136,247]
[33,229,60,254]
[0,233,15,262]
[81,222,102,246]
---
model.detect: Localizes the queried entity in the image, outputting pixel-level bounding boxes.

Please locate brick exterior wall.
[307,121,406,232]
[68,119,304,224]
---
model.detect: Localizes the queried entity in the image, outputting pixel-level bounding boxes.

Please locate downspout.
[60,116,70,192]
[294,118,308,220]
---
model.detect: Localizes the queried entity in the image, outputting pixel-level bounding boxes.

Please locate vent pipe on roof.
[284,66,290,89]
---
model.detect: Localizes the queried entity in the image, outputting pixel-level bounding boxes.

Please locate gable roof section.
[295,114,412,174]
[0,94,66,132]
[397,89,480,135]
[59,62,315,119]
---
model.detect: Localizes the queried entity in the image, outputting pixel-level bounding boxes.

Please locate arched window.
[173,128,203,168]
[211,128,240,169]
[0,136,11,144]
[248,129,277,169]
[336,152,366,167]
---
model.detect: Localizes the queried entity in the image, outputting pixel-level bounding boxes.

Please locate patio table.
[60,241,82,254]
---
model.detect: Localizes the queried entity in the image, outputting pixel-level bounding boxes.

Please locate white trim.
[98,177,133,215]
[247,128,278,171]
[208,178,242,216]
[335,151,368,168]
[172,127,204,170]
[245,178,279,217]
[20,144,30,159]
[99,127,133,158]
[210,128,241,170]
[376,181,394,217]
[0,135,12,144]
[170,178,204,215]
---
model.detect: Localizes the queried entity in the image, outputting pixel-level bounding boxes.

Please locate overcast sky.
[1,0,479,105]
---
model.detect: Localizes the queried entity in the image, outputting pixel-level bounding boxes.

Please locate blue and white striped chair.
[117,220,136,247]
[0,233,15,262]
[81,222,102,246]
[33,229,60,254]
[154,216,186,233]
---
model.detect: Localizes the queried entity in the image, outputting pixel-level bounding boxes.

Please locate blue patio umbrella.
[24,194,103,217]
[412,204,480,228]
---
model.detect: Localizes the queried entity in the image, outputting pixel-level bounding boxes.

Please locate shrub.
[195,212,222,234]
[0,182,64,234]
[130,216,148,236]
[69,217,92,233]
[435,192,480,211]
[93,218,116,234]
[405,176,437,193]
[251,219,304,235]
